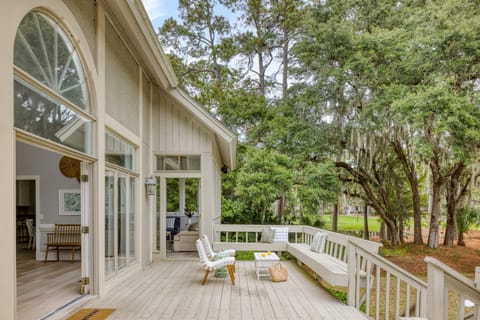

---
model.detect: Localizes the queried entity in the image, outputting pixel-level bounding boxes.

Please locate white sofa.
[173,230,198,251]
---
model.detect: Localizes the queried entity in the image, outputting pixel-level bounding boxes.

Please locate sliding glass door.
[105,170,136,279]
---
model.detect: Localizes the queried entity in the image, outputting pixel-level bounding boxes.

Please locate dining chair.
[25,219,35,250]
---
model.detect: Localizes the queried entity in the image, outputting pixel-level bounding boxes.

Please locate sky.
[141,0,237,32]
[141,0,178,31]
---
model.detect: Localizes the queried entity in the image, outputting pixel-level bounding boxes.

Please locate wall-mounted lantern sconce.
[145,176,156,196]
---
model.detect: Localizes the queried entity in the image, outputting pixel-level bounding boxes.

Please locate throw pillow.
[260,228,273,243]
[310,232,326,253]
[271,227,289,243]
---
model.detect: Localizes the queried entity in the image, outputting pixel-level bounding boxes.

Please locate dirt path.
[383,230,480,277]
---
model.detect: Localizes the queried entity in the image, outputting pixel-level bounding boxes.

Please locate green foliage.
[379,246,408,258]
[327,288,347,304]
[160,0,480,243]
[297,162,341,215]
[166,179,199,213]
[457,206,480,235]
[230,146,294,224]
[234,251,254,261]
[301,214,326,229]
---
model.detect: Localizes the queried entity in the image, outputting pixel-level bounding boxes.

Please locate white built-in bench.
[213,225,382,288]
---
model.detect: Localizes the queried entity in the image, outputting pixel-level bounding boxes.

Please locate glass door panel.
[117,176,127,270]
[129,177,136,263]
[105,171,115,278]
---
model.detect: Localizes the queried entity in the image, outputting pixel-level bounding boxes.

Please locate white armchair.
[195,239,235,285]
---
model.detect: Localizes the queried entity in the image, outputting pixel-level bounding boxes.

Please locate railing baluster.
[385,271,390,320]
[395,277,400,319]
[376,265,380,320]
[356,253,361,307]
[415,289,420,317]
[457,295,465,320]
[366,260,371,317]
[405,284,410,317]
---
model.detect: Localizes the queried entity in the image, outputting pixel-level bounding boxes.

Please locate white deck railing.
[212,224,480,320]
[425,257,480,320]
[347,238,428,319]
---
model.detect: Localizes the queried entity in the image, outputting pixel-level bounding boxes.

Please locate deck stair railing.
[425,257,480,320]
[212,224,480,320]
[347,238,428,319]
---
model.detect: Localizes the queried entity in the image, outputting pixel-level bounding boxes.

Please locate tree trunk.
[332,203,338,232]
[379,222,387,241]
[458,231,466,246]
[411,185,423,245]
[427,175,442,248]
[281,32,289,100]
[386,218,401,245]
[363,203,369,240]
[392,140,423,244]
[444,163,466,247]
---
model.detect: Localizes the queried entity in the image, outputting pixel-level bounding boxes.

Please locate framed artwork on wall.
[59,189,81,215]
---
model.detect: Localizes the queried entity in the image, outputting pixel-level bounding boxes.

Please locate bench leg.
[56,246,60,261]
[44,245,49,264]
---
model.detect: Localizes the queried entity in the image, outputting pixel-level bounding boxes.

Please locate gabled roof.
[106,0,237,170]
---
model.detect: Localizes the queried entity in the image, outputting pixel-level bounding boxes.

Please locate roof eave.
[106,0,178,90]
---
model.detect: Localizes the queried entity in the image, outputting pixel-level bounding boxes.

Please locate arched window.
[14,11,93,154]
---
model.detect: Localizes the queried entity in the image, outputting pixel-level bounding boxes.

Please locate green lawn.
[322,214,381,233]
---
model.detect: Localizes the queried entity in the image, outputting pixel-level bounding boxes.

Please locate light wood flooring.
[68,259,367,320]
[16,244,81,320]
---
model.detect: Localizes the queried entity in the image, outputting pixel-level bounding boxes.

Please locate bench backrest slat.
[47,224,81,245]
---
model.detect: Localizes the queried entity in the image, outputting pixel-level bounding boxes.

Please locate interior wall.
[16,142,81,224]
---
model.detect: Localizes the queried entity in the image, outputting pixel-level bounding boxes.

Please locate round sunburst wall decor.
[59,156,81,179]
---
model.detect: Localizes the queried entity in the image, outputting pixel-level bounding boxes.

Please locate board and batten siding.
[105,19,140,136]
[152,92,214,154]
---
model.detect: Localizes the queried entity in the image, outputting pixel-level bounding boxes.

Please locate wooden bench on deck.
[213,225,381,288]
[44,224,81,263]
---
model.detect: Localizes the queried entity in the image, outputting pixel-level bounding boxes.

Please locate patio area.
[63,259,367,320]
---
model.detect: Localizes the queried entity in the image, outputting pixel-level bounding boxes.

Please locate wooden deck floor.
[72,259,367,320]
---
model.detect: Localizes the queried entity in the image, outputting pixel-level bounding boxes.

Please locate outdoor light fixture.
[145,176,156,196]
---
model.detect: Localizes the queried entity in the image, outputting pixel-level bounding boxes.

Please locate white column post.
[179,178,185,214]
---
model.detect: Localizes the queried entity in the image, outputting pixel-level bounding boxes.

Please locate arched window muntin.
[14,9,95,155]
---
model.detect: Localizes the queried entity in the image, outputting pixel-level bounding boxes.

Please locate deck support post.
[426,258,446,320]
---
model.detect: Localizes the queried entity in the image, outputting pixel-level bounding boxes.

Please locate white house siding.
[152,92,225,239]
[141,74,152,265]
[153,92,214,154]
[62,0,96,65]
[105,19,140,136]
